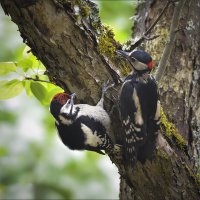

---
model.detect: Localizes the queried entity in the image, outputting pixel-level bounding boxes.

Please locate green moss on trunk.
[161,107,186,149]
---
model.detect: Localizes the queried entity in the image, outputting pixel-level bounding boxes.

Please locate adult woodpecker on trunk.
[118,49,161,166]
[50,84,120,156]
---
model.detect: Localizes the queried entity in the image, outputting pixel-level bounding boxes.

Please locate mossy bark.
[1,0,200,199]
[138,0,200,170]
[120,0,200,199]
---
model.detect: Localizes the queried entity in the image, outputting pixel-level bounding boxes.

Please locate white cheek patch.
[132,88,144,125]
[81,123,103,147]
[60,103,76,116]
[133,60,148,71]
[59,115,72,125]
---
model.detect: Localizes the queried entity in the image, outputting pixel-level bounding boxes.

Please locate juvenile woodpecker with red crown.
[117,49,161,166]
[50,84,120,156]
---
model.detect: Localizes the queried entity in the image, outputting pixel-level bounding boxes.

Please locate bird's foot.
[102,80,115,94]
[113,144,123,161]
[97,80,115,107]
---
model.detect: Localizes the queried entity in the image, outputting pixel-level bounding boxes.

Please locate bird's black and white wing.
[119,80,146,166]
[147,76,161,135]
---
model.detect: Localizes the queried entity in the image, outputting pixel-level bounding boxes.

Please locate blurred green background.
[0,1,136,199]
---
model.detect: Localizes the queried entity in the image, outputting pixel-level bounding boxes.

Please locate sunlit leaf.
[22,80,33,97]
[0,79,24,100]
[27,78,63,105]
[23,46,46,70]
[17,58,33,72]
[44,87,64,102]
[0,62,16,75]
[22,46,32,58]
[43,83,63,104]
[99,1,135,43]
[32,81,63,105]
[15,44,27,61]
[30,81,47,104]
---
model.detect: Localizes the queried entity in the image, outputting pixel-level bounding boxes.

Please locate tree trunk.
[136,0,200,171]
[1,0,199,199]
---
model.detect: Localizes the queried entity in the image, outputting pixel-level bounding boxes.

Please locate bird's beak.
[116,50,130,60]
[69,93,76,115]
[70,93,76,101]
[117,50,137,69]
[117,50,150,71]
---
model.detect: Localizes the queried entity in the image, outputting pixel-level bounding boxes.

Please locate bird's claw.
[113,144,123,160]
[102,80,115,94]
[70,93,76,100]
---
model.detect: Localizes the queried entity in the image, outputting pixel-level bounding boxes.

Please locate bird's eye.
[131,57,136,62]
[66,99,71,104]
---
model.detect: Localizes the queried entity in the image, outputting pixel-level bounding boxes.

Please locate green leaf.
[17,58,33,72]
[22,80,33,97]
[23,46,46,70]
[30,81,63,105]
[0,79,24,100]
[44,87,64,104]
[30,82,47,104]
[0,62,16,75]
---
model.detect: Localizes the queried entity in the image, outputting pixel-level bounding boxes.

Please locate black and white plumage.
[50,87,117,155]
[118,50,161,166]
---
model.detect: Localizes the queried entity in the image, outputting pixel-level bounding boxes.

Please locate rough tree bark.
[1,0,199,199]
[137,0,200,170]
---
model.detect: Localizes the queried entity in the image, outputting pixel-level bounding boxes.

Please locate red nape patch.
[147,60,154,70]
[52,93,71,105]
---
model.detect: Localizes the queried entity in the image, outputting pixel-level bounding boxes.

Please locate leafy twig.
[131,0,172,50]
[155,0,187,82]
[25,76,52,84]
[24,76,69,92]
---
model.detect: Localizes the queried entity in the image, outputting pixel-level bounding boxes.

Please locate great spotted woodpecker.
[118,49,161,166]
[50,84,120,156]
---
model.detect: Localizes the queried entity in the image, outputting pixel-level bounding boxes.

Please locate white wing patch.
[81,123,103,147]
[154,100,161,121]
[123,116,130,126]
[132,88,144,125]
[76,104,110,131]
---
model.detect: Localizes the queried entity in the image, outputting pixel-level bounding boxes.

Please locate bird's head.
[50,92,71,119]
[117,49,154,75]
[50,92,78,125]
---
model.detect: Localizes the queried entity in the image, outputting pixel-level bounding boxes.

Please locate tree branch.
[155,0,187,82]
[25,76,52,84]
[1,0,121,105]
[131,0,172,50]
